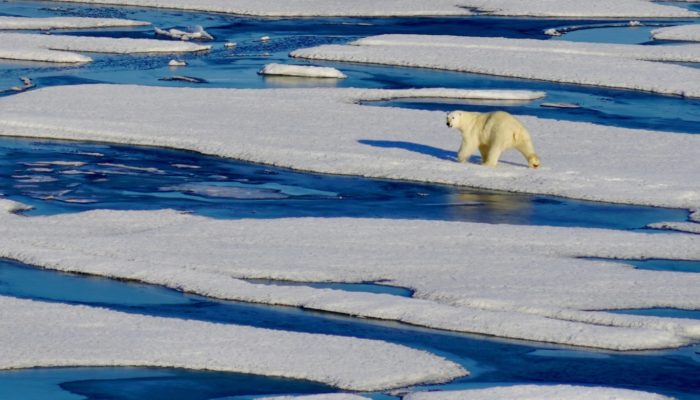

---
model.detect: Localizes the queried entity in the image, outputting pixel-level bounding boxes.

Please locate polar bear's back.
[480,111,530,146]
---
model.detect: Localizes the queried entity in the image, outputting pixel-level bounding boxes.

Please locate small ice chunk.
[260,35,270,42]
[544,28,561,36]
[0,198,33,214]
[259,63,347,79]
[224,42,237,48]
[168,59,187,67]
[629,20,642,27]
[155,25,213,41]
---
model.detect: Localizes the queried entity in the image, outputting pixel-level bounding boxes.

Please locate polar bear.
[446,110,540,169]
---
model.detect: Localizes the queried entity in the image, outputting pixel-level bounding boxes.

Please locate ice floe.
[155,25,213,41]
[1,210,698,350]
[652,24,700,42]
[404,385,672,400]
[0,33,210,63]
[0,198,32,213]
[259,64,347,79]
[292,34,700,97]
[0,16,149,30]
[0,296,464,390]
[0,85,696,208]
[40,0,698,18]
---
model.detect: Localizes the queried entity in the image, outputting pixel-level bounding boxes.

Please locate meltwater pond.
[0,137,687,229]
[1,259,699,400]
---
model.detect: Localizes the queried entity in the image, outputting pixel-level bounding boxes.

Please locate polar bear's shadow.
[358,139,525,167]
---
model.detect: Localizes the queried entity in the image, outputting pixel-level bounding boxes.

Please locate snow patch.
[404,385,672,400]
[0,16,149,30]
[0,33,210,64]
[259,64,347,79]
[292,34,700,97]
[0,210,698,350]
[0,85,696,208]
[0,296,465,390]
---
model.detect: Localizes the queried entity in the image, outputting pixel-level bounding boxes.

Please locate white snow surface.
[292,34,700,97]
[0,85,697,208]
[1,210,699,350]
[39,0,698,17]
[0,16,149,30]
[259,63,347,79]
[0,296,464,390]
[0,199,32,213]
[648,221,700,234]
[652,24,700,42]
[404,385,673,400]
[261,395,368,400]
[0,33,210,63]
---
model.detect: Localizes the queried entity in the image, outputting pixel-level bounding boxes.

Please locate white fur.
[447,110,541,168]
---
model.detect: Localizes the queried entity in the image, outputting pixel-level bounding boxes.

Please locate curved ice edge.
[0,295,468,391]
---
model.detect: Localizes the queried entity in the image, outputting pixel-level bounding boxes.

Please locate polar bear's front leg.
[457,137,478,163]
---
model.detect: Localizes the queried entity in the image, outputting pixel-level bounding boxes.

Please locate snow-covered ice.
[292,34,700,97]
[648,221,700,234]
[0,85,696,208]
[40,0,698,18]
[404,385,672,400]
[0,16,149,30]
[1,210,698,350]
[0,33,210,63]
[261,395,368,400]
[259,64,347,79]
[652,24,700,42]
[0,296,464,390]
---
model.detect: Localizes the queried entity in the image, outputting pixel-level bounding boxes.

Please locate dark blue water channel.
[0,259,698,399]
[0,137,687,229]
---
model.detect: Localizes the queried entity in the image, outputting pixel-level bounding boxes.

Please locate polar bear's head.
[446,111,477,128]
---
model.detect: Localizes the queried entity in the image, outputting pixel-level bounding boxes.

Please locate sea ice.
[259,64,347,79]
[0,296,465,390]
[652,24,700,42]
[0,85,696,208]
[0,33,210,63]
[404,385,672,400]
[39,0,698,18]
[292,34,700,97]
[0,198,32,213]
[0,16,149,30]
[155,25,213,41]
[0,210,698,350]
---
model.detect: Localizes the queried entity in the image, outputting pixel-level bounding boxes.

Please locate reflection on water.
[0,137,687,229]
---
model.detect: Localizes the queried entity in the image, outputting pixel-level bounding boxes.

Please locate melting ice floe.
[652,24,700,42]
[155,25,214,41]
[403,385,672,400]
[292,34,700,97]
[0,33,210,63]
[0,199,32,214]
[0,16,149,30]
[34,0,699,18]
[0,210,698,350]
[0,85,696,208]
[259,64,347,79]
[0,296,464,390]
